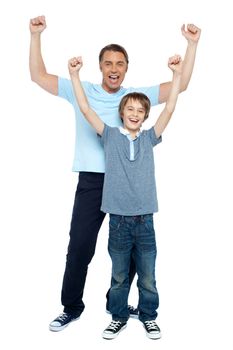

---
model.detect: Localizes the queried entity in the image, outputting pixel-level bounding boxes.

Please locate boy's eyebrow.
[126,105,146,110]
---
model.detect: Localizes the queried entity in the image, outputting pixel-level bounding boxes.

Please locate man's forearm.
[29,33,47,82]
[180,42,198,92]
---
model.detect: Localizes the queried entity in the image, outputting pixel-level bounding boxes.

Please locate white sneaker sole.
[145,331,161,340]
[102,324,127,339]
[49,316,80,332]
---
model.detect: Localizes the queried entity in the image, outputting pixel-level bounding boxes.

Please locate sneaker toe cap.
[50,321,61,327]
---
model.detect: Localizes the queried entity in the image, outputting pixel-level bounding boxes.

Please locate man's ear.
[99,63,102,72]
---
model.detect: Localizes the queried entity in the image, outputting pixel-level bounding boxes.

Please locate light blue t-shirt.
[58,78,160,173]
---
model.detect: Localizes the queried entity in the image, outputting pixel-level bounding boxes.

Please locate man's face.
[99,50,128,93]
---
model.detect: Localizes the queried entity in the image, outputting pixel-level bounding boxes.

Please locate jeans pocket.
[143,215,154,232]
[109,215,123,233]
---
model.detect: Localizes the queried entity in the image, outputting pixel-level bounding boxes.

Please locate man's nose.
[111,64,117,72]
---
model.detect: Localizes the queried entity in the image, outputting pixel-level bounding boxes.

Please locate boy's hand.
[30,15,46,34]
[68,56,83,76]
[168,55,183,74]
[181,24,201,44]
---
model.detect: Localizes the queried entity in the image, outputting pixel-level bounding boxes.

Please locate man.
[29,15,201,332]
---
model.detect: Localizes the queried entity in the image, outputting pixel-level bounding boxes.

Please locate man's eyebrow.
[103,60,126,63]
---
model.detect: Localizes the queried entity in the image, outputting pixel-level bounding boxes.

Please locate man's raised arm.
[29,15,58,95]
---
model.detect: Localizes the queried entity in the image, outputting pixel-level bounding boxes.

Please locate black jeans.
[61,172,136,317]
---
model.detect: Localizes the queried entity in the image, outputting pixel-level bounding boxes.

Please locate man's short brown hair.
[99,44,129,64]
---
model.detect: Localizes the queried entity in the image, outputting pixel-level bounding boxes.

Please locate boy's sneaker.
[143,320,161,339]
[49,312,80,332]
[102,320,127,339]
[106,305,139,319]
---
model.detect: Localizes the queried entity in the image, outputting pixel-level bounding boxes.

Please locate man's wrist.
[187,40,198,48]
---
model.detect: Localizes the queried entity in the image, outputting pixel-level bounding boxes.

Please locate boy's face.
[122,99,146,134]
[99,50,128,93]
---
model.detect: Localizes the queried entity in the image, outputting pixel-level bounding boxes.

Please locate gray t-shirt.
[100,125,162,215]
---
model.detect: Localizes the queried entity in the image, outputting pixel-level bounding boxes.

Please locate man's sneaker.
[106,305,139,319]
[102,320,127,339]
[49,312,80,332]
[127,305,139,319]
[143,320,161,339]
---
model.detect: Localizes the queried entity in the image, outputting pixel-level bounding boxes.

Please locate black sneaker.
[49,312,80,332]
[102,320,127,339]
[106,305,139,319]
[143,320,161,339]
[127,305,139,319]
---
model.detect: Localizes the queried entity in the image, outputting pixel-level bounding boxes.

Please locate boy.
[68,54,182,339]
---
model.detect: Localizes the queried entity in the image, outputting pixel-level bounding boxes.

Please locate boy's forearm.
[70,72,104,135]
[71,74,90,115]
[165,72,181,114]
[154,72,181,137]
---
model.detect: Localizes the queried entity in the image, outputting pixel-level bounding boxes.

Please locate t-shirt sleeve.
[58,77,76,104]
[58,77,89,105]
[99,124,111,146]
[147,127,162,147]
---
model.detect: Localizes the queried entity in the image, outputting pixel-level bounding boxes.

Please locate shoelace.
[56,313,69,321]
[128,305,137,312]
[144,320,159,331]
[107,320,122,331]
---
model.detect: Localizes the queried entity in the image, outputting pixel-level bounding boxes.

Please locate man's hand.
[168,55,183,74]
[181,24,201,44]
[68,56,83,77]
[30,15,46,34]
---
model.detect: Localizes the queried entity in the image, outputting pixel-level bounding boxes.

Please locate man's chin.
[108,85,121,93]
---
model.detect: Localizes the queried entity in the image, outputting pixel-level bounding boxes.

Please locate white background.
[0,0,233,349]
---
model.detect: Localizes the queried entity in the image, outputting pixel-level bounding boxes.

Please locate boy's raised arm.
[68,57,104,136]
[154,55,183,138]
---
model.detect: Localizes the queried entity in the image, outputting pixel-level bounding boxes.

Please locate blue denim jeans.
[108,214,159,323]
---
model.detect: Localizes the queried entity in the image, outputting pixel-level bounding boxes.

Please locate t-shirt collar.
[119,127,141,139]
